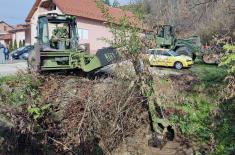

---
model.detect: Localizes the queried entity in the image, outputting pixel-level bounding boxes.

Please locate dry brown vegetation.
[0,65,233,155]
[143,0,235,42]
[0,74,149,155]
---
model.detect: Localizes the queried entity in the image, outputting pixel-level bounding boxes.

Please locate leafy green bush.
[171,95,216,144]
[0,74,41,106]
[213,98,235,155]
[28,103,51,120]
[219,44,235,74]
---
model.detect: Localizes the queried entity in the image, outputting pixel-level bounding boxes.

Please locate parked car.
[11,45,34,60]
[147,48,193,70]
[21,51,33,60]
[0,43,4,48]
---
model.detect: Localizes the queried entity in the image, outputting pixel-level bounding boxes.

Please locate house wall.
[29,9,39,45]
[12,31,26,46]
[29,4,62,45]
[77,17,112,55]
[0,40,5,45]
[25,27,31,45]
[0,23,13,34]
[0,23,13,46]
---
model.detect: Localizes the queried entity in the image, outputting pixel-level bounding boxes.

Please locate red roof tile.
[0,34,12,40]
[9,24,28,32]
[26,0,135,23]
[26,0,41,22]
[54,0,135,22]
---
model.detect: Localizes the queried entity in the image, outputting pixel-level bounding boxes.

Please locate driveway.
[0,61,28,76]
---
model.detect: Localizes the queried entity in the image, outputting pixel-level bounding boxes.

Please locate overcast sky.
[0,0,129,26]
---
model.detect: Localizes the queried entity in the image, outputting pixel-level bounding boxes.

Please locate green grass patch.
[170,95,216,143]
[191,63,227,84]
[0,75,18,83]
[170,63,234,154]
[0,74,41,106]
[213,98,235,155]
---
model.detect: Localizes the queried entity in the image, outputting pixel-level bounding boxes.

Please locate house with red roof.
[25,0,136,54]
[9,24,29,46]
[0,21,14,46]
[0,22,27,48]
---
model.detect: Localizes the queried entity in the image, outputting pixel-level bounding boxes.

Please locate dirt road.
[0,61,27,76]
[98,61,183,76]
[0,60,184,77]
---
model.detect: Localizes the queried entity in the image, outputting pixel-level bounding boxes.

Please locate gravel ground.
[97,61,183,76]
[0,60,184,77]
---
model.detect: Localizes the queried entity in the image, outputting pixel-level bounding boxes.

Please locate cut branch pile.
[0,74,148,154]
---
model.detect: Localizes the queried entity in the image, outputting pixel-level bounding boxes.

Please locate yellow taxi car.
[147,48,193,70]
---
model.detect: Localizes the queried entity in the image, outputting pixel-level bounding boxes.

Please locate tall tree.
[103,0,110,6]
[13,39,17,50]
[9,41,13,52]
[112,0,120,7]
[19,40,23,48]
[97,0,172,148]
[23,40,25,46]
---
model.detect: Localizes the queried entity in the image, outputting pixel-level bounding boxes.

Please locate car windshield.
[168,50,179,56]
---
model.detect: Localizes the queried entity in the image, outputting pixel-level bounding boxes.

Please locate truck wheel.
[174,62,183,70]
[176,47,194,60]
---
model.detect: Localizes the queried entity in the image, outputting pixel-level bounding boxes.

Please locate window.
[162,52,171,56]
[49,4,56,11]
[38,17,49,44]
[158,29,164,37]
[168,50,179,56]
[156,50,162,55]
[78,28,88,40]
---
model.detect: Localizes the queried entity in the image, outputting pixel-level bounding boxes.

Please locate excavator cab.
[150,24,201,60]
[38,13,78,50]
[29,13,118,72]
[155,25,174,48]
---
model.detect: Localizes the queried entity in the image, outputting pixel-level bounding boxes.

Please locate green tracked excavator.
[28,13,118,72]
[147,25,203,60]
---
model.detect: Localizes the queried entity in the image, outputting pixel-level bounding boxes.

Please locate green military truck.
[147,25,202,60]
[28,13,118,72]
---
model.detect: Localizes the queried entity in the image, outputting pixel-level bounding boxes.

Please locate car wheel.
[174,62,183,70]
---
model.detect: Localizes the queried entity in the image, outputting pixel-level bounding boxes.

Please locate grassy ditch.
[0,63,234,154]
[0,74,41,106]
[166,63,234,155]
